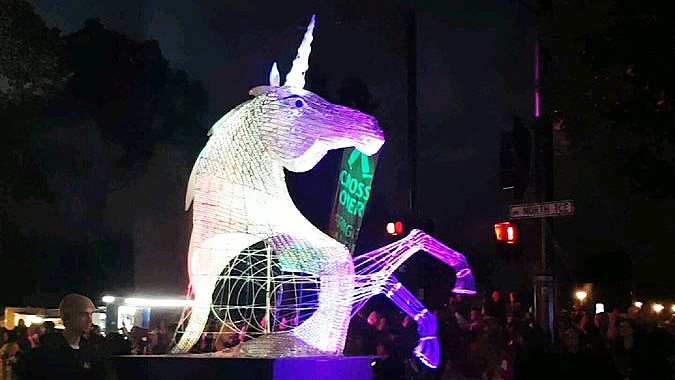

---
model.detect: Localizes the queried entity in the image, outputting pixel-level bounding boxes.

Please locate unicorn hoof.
[413,336,439,369]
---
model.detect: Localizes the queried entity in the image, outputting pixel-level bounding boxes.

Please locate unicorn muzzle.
[356,134,385,156]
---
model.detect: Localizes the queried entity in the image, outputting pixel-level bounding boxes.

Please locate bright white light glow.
[102,295,116,304]
[595,303,604,314]
[124,297,196,308]
[14,314,46,328]
[118,305,137,314]
[653,303,664,313]
[575,290,588,301]
[22,315,44,327]
[634,301,643,308]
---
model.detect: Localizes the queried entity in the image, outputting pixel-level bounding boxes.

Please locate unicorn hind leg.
[172,232,263,353]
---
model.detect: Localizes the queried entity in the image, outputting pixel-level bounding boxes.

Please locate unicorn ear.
[249,85,273,97]
[269,62,280,86]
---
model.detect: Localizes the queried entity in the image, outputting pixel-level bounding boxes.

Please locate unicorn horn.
[284,14,315,89]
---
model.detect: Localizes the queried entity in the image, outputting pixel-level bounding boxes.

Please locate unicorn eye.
[295,99,304,108]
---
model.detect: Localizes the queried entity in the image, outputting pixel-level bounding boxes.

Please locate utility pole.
[532,4,556,347]
[407,7,418,217]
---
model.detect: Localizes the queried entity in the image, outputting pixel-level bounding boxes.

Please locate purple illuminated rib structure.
[351,229,476,368]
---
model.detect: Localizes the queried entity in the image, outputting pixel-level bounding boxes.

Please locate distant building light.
[102,296,116,304]
[634,301,643,308]
[653,303,664,313]
[118,305,137,314]
[24,315,43,327]
[595,303,604,314]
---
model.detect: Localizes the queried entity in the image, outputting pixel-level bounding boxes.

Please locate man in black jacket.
[15,293,110,380]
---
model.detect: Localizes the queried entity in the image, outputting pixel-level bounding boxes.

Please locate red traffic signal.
[494,222,517,244]
[386,221,404,236]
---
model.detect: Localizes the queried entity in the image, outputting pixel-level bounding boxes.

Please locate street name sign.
[509,199,574,219]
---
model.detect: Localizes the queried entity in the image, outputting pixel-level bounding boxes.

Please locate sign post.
[509,199,574,347]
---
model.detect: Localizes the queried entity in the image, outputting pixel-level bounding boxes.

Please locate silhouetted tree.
[537,0,675,297]
[540,1,674,199]
[0,0,67,106]
[62,18,208,169]
[0,0,67,200]
[0,4,208,306]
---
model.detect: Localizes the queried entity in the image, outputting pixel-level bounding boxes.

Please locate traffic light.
[386,221,404,236]
[494,221,521,258]
[494,221,517,245]
[385,217,435,240]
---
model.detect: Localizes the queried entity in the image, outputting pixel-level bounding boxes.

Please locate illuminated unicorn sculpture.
[173,15,476,368]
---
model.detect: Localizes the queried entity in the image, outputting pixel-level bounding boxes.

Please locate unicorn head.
[247,15,384,173]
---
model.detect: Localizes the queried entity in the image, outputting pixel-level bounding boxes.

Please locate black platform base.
[110,354,375,380]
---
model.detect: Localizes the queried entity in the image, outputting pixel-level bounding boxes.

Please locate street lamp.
[574,290,588,313]
[653,303,664,313]
[575,290,587,302]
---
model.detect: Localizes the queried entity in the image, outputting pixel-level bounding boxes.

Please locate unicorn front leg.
[353,229,477,297]
[349,229,476,367]
[382,275,440,368]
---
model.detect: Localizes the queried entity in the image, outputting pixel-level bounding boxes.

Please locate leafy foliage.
[539,1,675,294]
[0,0,67,105]
[0,3,208,307]
[0,0,67,202]
[542,0,674,199]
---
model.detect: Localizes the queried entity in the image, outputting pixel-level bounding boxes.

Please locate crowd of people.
[344,290,675,380]
[0,294,177,380]
[1,290,674,380]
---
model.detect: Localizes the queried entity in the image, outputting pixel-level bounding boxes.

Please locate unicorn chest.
[242,187,308,233]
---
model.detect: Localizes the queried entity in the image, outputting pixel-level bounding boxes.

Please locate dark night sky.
[5,0,672,307]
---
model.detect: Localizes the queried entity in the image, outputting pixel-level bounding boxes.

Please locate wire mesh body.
[171,15,476,369]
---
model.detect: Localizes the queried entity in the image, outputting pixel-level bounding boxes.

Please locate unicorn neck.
[198,104,320,236]
[208,108,291,198]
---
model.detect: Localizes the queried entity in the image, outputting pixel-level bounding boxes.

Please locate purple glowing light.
[384,276,439,368]
[351,229,476,368]
[534,38,541,118]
